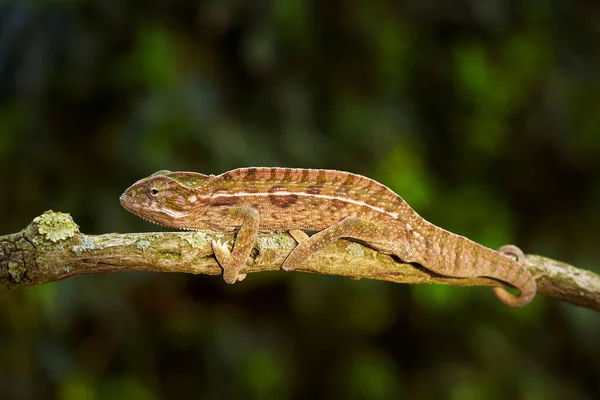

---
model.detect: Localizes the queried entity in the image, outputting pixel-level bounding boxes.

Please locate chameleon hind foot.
[282,216,381,272]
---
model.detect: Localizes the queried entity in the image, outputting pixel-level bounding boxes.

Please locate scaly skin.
[120,168,536,307]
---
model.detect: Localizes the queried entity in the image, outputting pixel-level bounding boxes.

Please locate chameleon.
[119,167,536,307]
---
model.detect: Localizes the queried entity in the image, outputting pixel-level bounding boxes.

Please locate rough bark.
[1,211,599,311]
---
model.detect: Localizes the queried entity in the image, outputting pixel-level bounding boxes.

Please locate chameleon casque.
[120,168,536,307]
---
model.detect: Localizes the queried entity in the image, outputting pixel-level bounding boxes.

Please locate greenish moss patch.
[34,210,79,243]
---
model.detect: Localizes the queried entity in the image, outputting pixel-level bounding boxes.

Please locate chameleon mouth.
[139,217,199,231]
[118,195,164,226]
[118,194,138,214]
[119,200,199,231]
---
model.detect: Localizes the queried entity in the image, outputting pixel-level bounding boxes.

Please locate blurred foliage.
[1,0,600,399]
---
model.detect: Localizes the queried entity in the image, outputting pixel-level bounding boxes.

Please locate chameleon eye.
[146,183,162,198]
[146,178,169,199]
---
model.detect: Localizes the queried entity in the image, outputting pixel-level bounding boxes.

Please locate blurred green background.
[1,0,600,399]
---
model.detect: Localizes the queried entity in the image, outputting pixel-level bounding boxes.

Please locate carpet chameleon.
[120,168,536,307]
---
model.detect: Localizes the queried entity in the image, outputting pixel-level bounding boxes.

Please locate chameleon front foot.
[212,240,248,284]
[211,206,259,284]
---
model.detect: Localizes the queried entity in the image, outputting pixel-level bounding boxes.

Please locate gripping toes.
[282,216,377,272]
[212,240,246,284]
[212,207,259,284]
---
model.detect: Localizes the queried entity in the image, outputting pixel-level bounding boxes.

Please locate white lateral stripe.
[211,191,400,219]
[161,208,190,219]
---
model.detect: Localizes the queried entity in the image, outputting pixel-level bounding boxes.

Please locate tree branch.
[1,211,599,311]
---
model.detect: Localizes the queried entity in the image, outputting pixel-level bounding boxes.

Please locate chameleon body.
[120,168,536,307]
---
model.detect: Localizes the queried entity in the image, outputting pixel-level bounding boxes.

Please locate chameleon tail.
[491,245,537,307]
[418,229,537,307]
[493,280,536,307]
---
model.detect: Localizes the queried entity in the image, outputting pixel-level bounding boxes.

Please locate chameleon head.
[119,171,213,229]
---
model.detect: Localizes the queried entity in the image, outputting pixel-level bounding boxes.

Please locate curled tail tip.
[498,244,524,259]
[494,244,536,307]
[493,286,536,307]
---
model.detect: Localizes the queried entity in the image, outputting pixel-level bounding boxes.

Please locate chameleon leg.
[212,207,260,284]
[288,229,309,243]
[282,216,389,271]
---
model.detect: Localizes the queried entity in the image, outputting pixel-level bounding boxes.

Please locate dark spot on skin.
[343,174,356,187]
[211,196,239,207]
[332,198,348,209]
[244,168,257,181]
[268,185,298,208]
[301,169,310,182]
[283,169,293,182]
[222,172,234,182]
[316,171,327,185]
[269,168,277,181]
[307,184,323,195]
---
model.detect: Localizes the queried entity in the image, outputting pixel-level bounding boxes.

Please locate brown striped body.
[120,167,536,306]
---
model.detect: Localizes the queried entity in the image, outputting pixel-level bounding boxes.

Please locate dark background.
[1,1,600,399]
